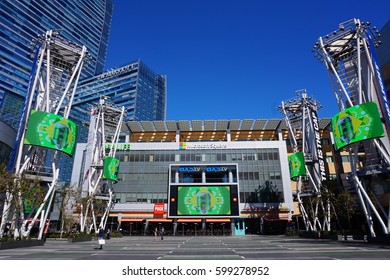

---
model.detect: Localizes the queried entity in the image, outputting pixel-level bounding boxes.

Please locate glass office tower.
[72,60,167,124]
[58,60,166,182]
[0,0,113,130]
[377,20,390,95]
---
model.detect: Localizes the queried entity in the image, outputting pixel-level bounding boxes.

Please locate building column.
[173,219,178,236]
[228,170,233,182]
[144,220,149,236]
[231,220,236,236]
[278,128,283,141]
[176,130,180,142]
[227,129,231,142]
[175,171,179,183]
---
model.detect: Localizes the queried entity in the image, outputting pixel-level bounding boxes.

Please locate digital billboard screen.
[288,152,306,179]
[331,102,384,150]
[169,185,239,217]
[24,110,78,157]
[102,156,120,182]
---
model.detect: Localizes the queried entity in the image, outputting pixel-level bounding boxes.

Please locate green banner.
[24,110,78,157]
[331,102,384,151]
[288,152,306,179]
[23,198,33,214]
[177,186,231,215]
[102,156,120,182]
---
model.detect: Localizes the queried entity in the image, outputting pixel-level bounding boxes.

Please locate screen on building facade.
[168,185,239,217]
[331,102,384,150]
[24,110,78,157]
[102,156,120,182]
[177,186,231,215]
[288,152,306,179]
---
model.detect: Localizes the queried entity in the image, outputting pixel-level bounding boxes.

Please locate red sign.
[154,203,165,215]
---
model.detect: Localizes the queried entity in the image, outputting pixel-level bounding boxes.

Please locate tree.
[332,191,358,231]
[0,164,45,238]
[56,183,80,238]
[258,180,283,203]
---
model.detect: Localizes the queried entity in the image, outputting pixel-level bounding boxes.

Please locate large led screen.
[169,185,239,217]
[24,110,78,157]
[178,186,231,215]
[331,102,384,150]
[102,156,120,182]
[288,152,306,179]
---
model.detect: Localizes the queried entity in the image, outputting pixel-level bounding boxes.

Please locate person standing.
[96,226,105,249]
[154,227,158,240]
[160,226,165,240]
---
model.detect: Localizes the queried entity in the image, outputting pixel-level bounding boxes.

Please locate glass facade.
[0,0,113,129]
[57,60,166,182]
[377,20,390,94]
[114,148,284,205]
[0,120,16,165]
[72,60,167,124]
[71,137,293,236]
[377,20,390,69]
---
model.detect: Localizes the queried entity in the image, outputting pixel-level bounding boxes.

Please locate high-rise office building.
[72,59,167,125]
[58,60,166,182]
[0,0,114,130]
[377,20,390,95]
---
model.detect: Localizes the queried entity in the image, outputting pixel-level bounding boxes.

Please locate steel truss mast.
[79,97,124,233]
[0,30,89,239]
[280,89,331,232]
[313,18,390,237]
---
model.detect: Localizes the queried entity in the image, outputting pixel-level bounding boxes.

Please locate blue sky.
[105,0,390,121]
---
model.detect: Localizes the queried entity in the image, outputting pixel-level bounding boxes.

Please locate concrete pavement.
[0,235,390,260]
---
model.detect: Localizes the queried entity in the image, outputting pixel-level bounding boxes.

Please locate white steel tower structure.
[79,98,124,233]
[313,19,390,237]
[0,30,89,239]
[280,90,331,232]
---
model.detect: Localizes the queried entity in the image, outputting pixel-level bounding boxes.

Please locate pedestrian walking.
[154,227,158,240]
[160,226,165,240]
[95,226,105,249]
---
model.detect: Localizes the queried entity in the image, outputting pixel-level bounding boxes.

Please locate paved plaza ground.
[0,235,390,260]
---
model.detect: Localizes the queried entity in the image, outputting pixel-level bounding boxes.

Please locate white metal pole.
[54,48,87,115]
[64,47,87,118]
[319,37,354,107]
[38,183,56,240]
[46,30,51,111]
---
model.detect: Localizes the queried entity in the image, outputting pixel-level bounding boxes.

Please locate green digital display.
[288,152,306,179]
[102,156,120,182]
[23,198,33,214]
[331,102,384,151]
[177,186,231,215]
[24,110,78,157]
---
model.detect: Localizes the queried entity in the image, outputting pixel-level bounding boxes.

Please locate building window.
[341,155,350,162]
[216,154,226,161]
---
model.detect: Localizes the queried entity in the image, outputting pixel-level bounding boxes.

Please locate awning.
[206,218,231,223]
[111,213,154,218]
[148,219,173,223]
[119,218,144,222]
[177,219,202,223]
[263,218,290,221]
